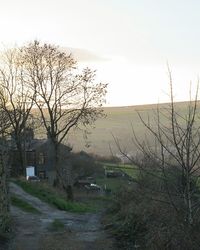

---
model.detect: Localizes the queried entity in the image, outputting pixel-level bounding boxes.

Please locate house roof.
[9,138,72,152]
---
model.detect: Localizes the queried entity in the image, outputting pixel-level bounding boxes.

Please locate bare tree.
[19,41,107,184]
[116,72,200,227]
[0,49,35,175]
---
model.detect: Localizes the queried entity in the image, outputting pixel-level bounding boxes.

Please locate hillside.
[67,101,195,157]
[33,101,199,157]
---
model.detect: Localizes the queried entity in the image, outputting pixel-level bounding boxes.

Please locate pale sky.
[0,0,200,106]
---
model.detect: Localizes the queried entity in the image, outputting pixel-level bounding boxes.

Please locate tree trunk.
[186,173,193,225]
[52,141,74,201]
[0,151,10,235]
[16,139,25,176]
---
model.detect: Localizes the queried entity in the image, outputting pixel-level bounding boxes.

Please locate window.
[38,171,46,179]
[26,151,36,165]
[38,152,45,165]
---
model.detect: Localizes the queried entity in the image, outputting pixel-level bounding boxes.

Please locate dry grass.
[34,101,198,157]
[67,102,185,156]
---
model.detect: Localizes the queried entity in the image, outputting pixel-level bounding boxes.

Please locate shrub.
[90,153,121,164]
[70,151,104,179]
[107,168,200,250]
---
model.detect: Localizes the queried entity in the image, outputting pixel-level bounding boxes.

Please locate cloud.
[61,47,108,62]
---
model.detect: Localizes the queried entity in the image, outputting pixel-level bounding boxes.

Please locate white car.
[85,183,101,191]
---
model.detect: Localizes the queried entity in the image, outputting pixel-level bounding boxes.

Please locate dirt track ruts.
[7,182,114,250]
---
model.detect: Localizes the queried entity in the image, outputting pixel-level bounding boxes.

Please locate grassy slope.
[33,101,197,157]
[67,101,193,156]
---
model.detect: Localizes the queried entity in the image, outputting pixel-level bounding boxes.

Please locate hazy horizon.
[0,0,199,106]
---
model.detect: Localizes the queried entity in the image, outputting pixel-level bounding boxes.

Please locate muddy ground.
[2,183,115,250]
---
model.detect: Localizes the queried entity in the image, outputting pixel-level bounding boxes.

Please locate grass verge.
[48,219,65,232]
[11,195,41,214]
[12,179,94,213]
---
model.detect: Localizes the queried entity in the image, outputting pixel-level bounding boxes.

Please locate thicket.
[109,75,200,249]
[70,151,104,179]
[107,165,200,250]
[89,153,121,164]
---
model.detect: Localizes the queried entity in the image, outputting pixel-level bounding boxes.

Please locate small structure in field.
[105,170,122,178]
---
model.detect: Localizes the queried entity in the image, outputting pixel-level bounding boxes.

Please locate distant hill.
[67,101,196,157]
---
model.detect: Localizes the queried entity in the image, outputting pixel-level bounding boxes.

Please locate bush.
[70,151,104,179]
[107,168,200,250]
[90,153,121,164]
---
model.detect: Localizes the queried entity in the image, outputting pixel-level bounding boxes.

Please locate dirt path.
[8,183,115,250]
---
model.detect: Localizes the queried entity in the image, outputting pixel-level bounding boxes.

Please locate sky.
[0,0,200,106]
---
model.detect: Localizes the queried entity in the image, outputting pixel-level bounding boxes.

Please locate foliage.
[109,75,200,248]
[107,168,200,250]
[113,75,200,227]
[91,154,121,164]
[71,151,104,179]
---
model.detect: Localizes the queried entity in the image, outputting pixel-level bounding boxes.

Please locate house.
[10,132,72,184]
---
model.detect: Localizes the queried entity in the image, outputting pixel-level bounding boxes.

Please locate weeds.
[48,219,65,232]
[13,179,94,213]
[11,195,41,214]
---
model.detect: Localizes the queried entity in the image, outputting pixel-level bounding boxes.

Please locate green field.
[102,162,139,178]
[95,162,139,192]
